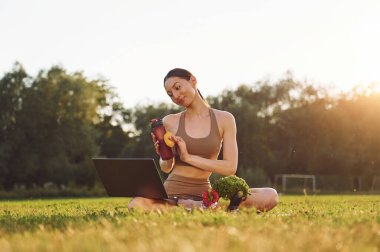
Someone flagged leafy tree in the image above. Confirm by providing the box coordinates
[0,63,29,188]
[120,103,181,159]
[0,63,126,189]
[95,91,132,158]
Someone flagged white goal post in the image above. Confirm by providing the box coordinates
[371,176,380,192]
[274,174,316,193]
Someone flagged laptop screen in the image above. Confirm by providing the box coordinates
[93,158,168,199]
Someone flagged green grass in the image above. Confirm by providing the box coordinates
[0,195,379,251]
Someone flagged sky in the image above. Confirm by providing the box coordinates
[1,0,380,108]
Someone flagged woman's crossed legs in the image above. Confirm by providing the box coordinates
[128,187,278,212]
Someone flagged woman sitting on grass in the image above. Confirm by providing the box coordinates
[128,68,278,212]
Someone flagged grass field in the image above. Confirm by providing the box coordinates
[0,195,379,251]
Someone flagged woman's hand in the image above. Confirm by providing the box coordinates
[171,135,190,162]
[151,133,160,155]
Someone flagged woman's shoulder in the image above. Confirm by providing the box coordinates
[162,111,182,122]
[162,111,183,132]
[210,108,236,137]
[211,108,236,133]
[211,108,235,122]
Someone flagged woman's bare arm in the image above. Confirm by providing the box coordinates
[159,157,174,173]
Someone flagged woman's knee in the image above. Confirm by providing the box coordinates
[255,188,278,212]
[249,187,279,212]
[266,188,279,209]
[128,197,151,211]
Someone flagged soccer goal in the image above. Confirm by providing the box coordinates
[274,174,316,193]
[371,176,380,192]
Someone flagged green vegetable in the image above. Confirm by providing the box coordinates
[212,175,251,200]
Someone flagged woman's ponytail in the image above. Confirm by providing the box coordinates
[197,88,209,105]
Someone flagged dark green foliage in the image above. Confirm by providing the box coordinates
[1,63,380,192]
[0,63,129,189]
[212,175,250,199]
[208,75,380,189]
[119,103,181,168]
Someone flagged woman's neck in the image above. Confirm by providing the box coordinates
[185,97,210,117]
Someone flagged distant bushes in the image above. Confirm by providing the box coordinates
[0,183,107,199]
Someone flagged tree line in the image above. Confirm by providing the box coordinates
[1,64,379,191]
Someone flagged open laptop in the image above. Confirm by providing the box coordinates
[92,158,168,199]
